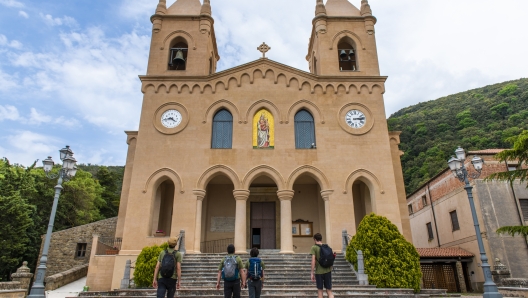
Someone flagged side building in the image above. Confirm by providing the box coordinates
[407,149,528,292]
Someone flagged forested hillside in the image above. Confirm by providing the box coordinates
[0,160,124,280]
[388,78,528,194]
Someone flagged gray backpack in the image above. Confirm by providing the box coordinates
[222,256,239,281]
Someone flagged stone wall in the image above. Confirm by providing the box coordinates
[45,264,89,291]
[37,217,117,277]
[0,290,26,298]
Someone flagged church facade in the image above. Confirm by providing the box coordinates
[89,0,411,290]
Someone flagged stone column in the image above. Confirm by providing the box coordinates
[456,260,467,293]
[277,190,295,254]
[11,261,33,295]
[193,189,206,253]
[233,190,250,254]
[320,190,334,247]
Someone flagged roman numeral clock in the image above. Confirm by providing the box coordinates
[345,110,366,129]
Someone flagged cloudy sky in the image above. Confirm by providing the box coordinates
[1,0,527,166]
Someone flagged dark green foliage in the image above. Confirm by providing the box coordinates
[388,79,528,194]
[133,242,169,288]
[345,214,421,292]
[487,130,528,185]
[496,226,528,237]
[0,159,124,280]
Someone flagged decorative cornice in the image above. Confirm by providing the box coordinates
[140,59,386,95]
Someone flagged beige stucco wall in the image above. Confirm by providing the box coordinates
[86,255,115,291]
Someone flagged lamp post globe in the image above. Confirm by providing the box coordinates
[447,147,502,298]
[27,146,78,298]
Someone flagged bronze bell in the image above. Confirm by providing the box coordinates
[348,48,355,59]
[339,50,348,61]
[173,50,185,63]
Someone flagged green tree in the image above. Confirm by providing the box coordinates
[94,167,121,218]
[133,242,168,288]
[487,130,528,237]
[345,214,421,292]
[0,159,37,281]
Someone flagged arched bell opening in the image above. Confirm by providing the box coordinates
[201,174,236,253]
[151,180,175,236]
[168,37,188,70]
[352,180,373,230]
[291,174,326,253]
[337,37,357,71]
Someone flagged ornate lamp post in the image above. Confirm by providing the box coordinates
[447,147,502,298]
[28,146,78,298]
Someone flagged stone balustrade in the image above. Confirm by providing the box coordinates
[0,262,33,298]
[44,264,89,291]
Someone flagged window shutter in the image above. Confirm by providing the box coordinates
[426,222,434,240]
[450,211,460,231]
[520,199,528,220]
[212,110,233,149]
[294,110,315,149]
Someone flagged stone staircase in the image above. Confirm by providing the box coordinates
[80,251,455,297]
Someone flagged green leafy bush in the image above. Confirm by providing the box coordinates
[133,242,168,288]
[346,214,421,292]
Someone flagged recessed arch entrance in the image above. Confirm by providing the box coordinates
[247,175,280,251]
[352,179,374,229]
[150,179,175,236]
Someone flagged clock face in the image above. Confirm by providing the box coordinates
[345,110,366,129]
[161,109,182,128]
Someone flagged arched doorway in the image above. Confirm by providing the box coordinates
[352,180,373,229]
[151,180,175,236]
[291,174,326,253]
[200,175,236,253]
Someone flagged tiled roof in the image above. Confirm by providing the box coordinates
[468,149,505,154]
[416,247,474,258]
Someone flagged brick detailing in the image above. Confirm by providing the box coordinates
[36,217,117,277]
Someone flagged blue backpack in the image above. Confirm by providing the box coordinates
[247,257,263,280]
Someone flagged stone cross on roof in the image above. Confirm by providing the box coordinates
[257,42,271,58]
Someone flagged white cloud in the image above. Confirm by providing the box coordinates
[28,108,52,124]
[0,105,20,121]
[0,70,18,91]
[0,34,24,49]
[0,130,62,166]
[18,10,28,18]
[8,27,148,132]
[40,13,77,27]
[0,0,23,8]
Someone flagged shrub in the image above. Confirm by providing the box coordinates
[346,214,421,292]
[133,242,168,288]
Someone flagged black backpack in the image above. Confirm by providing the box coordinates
[317,244,335,268]
[160,249,177,278]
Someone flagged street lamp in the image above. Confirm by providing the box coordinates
[28,146,78,298]
[447,147,502,298]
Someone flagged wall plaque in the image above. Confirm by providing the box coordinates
[210,217,236,232]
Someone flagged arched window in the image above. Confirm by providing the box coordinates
[337,38,357,71]
[211,109,233,149]
[294,110,316,149]
[168,37,188,71]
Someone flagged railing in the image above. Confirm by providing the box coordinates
[95,237,122,255]
[342,229,368,285]
[200,238,234,254]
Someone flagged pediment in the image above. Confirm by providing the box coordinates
[140,58,386,95]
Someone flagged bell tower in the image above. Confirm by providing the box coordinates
[147,0,219,76]
[307,0,379,76]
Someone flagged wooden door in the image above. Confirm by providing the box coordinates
[251,202,276,249]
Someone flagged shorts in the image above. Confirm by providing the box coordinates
[315,272,332,290]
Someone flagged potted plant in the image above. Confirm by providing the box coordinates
[106,246,119,255]
[154,230,166,237]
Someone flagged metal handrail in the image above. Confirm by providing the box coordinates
[200,238,234,254]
